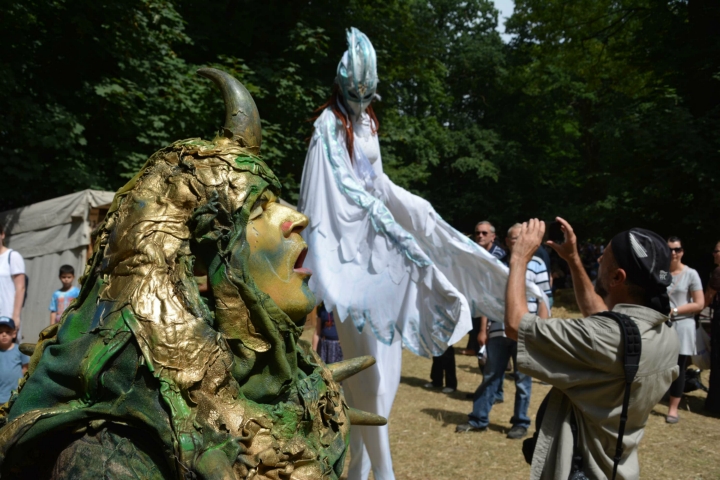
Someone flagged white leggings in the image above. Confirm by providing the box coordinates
[334,312,402,480]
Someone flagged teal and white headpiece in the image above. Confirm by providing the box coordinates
[336,27,378,116]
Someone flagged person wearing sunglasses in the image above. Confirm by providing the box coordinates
[665,236,705,423]
[704,241,720,413]
[460,222,507,357]
[474,221,506,259]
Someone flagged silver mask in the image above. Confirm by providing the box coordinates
[336,27,378,116]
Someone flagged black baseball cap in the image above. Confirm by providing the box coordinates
[0,317,16,330]
[610,228,671,313]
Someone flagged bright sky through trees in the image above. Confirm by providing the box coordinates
[493,0,515,41]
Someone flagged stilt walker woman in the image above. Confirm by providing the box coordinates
[298,28,546,480]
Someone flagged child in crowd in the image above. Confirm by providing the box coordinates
[49,265,80,325]
[0,317,29,403]
[312,303,343,364]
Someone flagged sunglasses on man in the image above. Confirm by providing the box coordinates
[475,230,491,236]
[669,247,683,253]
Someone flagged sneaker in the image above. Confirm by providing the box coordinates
[506,425,528,439]
[442,387,455,393]
[423,382,436,389]
[455,423,487,433]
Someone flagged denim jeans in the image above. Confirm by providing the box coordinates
[468,336,532,429]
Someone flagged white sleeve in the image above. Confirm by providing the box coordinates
[375,176,549,321]
[298,109,471,357]
[9,251,25,276]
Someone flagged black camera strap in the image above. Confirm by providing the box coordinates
[597,311,642,480]
[569,410,584,477]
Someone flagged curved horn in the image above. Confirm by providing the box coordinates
[197,67,262,154]
[347,407,387,426]
[327,355,376,382]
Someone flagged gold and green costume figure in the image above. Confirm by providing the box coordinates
[0,68,382,479]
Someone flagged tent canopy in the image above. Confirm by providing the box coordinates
[1,190,114,259]
[0,190,114,343]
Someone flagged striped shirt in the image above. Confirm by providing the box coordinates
[527,255,551,314]
[488,255,551,337]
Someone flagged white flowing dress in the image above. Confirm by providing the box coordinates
[298,108,546,480]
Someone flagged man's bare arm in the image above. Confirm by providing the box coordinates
[505,219,545,341]
[546,217,606,317]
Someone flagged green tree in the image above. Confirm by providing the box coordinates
[499,0,720,259]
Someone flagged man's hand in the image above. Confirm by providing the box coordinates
[545,217,606,317]
[510,219,545,265]
[545,217,579,262]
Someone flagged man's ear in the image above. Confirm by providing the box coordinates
[611,268,628,287]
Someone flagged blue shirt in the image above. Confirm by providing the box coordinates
[489,254,551,336]
[488,243,506,260]
[0,345,29,403]
[318,305,338,340]
[49,286,80,321]
[526,256,552,314]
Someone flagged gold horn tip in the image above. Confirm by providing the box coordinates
[328,355,376,382]
[347,407,387,426]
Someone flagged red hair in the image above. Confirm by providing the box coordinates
[312,84,379,162]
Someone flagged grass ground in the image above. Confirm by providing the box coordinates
[305,293,720,479]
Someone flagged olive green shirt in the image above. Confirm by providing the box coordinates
[517,304,679,480]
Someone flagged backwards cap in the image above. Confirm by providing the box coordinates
[610,228,671,313]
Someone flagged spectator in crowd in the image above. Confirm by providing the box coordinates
[0,317,29,403]
[474,221,506,259]
[704,241,720,413]
[533,244,554,309]
[0,224,25,340]
[424,346,457,394]
[665,236,704,423]
[461,221,505,356]
[456,223,549,439]
[505,218,678,478]
[49,265,81,325]
[312,303,344,365]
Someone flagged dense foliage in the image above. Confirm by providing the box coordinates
[1,0,718,265]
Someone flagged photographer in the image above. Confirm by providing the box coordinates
[505,218,679,479]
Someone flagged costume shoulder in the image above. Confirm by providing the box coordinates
[375,176,549,321]
[298,108,471,357]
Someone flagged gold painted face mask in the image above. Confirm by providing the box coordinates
[242,190,315,322]
[0,68,384,480]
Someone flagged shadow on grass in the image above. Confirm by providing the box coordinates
[400,375,429,389]
[420,408,507,433]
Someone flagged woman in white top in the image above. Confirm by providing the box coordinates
[0,223,25,338]
[665,236,704,423]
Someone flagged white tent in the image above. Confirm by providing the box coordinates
[0,190,114,343]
